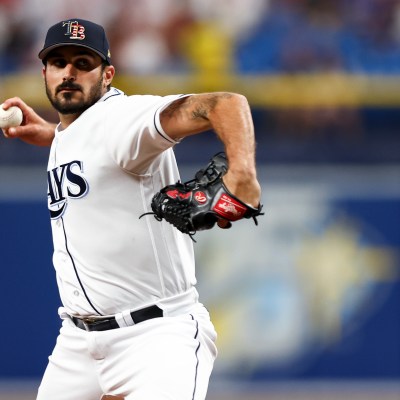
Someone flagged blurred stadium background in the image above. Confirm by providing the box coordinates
[0,0,399,399]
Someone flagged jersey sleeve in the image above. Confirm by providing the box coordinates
[104,94,190,174]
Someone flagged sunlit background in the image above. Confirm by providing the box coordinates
[0,1,399,399]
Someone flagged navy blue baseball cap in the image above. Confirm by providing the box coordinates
[38,18,111,64]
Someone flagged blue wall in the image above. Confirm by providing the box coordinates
[1,166,398,381]
[0,201,59,377]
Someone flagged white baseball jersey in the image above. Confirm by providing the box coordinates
[47,87,197,317]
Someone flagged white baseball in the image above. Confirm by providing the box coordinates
[0,104,23,129]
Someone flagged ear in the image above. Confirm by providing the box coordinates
[103,65,115,88]
[42,66,46,79]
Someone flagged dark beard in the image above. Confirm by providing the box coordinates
[45,78,104,115]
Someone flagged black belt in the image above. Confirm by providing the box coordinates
[71,305,163,332]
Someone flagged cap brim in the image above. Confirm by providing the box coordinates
[38,43,108,62]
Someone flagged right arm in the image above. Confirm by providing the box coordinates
[1,97,55,147]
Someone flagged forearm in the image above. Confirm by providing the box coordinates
[161,92,261,206]
[205,93,259,205]
[202,93,257,176]
[162,92,256,168]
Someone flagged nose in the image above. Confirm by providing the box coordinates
[63,63,76,81]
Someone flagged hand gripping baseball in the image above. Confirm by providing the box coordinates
[1,97,55,146]
[140,152,264,239]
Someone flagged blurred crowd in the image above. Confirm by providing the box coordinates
[237,0,400,74]
[0,0,266,74]
[0,0,399,166]
[1,0,400,75]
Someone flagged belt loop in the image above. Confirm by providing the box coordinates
[115,310,135,328]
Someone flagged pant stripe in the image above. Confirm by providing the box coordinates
[190,314,201,400]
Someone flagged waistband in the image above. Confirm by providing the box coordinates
[60,287,200,322]
[156,287,199,317]
[71,304,163,332]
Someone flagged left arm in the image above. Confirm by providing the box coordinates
[160,92,261,207]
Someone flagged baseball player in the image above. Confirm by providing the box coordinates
[2,18,261,400]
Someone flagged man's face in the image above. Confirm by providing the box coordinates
[43,46,111,115]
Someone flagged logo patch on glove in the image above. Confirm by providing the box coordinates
[213,193,247,221]
[194,191,207,204]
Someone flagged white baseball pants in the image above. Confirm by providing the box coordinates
[36,303,217,400]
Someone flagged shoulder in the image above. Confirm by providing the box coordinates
[98,91,189,116]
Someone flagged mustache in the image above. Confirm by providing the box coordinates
[56,81,82,93]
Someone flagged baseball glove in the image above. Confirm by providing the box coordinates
[140,152,263,239]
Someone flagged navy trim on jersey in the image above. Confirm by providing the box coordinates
[100,87,123,103]
[153,94,189,144]
[190,314,201,400]
[61,217,102,315]
[154,110,175,144]
[103,91,123,102]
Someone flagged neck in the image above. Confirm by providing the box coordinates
[58,112,83,130]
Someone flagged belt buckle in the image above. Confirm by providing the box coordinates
[82,317,98,323]
[81,316,98,331]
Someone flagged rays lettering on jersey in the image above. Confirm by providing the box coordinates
[47,160,89,219]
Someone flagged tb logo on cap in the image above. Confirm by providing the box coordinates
[63,20,85,40]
